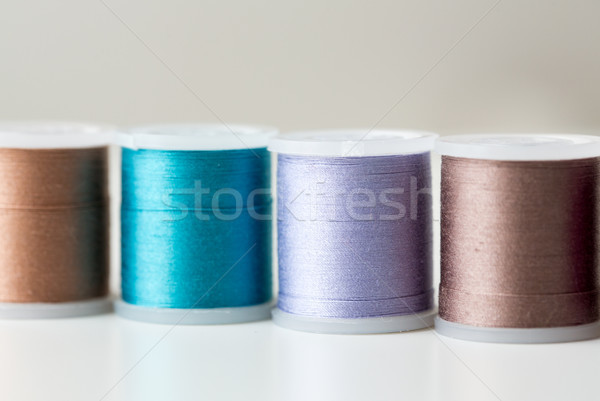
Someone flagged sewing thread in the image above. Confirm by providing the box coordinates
[0,147,109,303]
[277,153,434,319]
[121,147,272,309]
[440,156,600,328]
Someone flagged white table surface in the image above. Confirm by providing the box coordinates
[1,311,598,401]
[2,155,594,401]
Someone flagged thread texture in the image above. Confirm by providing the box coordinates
[277,153,433,319]
[121,148,272,308]
[440,156,600,328]
[0,148,109,303]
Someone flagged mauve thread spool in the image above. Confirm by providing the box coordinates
[435,134,600,343]
[0,123,112,319]
[269,130,438,334]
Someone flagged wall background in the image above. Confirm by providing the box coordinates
[2,0,598,292]
[0,0,598,134]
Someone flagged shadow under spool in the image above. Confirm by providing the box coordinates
[436,134,600,343]
[0,123,111,318]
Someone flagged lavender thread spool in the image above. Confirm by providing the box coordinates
[269,130,437,334]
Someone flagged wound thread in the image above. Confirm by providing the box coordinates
[121,147,273,309]
[0,147,109,303]
[277,153,434,319]
[440,156,600,328]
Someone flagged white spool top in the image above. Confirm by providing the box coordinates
[268,129,437,157]
[118,124,277,150]
[0,122,112,149]
[436,134,600,161]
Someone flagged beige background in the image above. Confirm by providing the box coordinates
[0,0,598,134]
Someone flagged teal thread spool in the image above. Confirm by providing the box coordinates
[115,125,276,324]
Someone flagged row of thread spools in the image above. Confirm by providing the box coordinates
[1,122,599,344]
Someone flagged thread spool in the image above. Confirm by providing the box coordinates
[269,130,438,334]
[435,134,600,343]
[0,122,112,319]
[115,124,276,324]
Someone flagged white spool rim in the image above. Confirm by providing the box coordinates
[0,122,113,148]
[114,299,274,325]
[118,124,278,150]
[272,307,436,334]
[435,317,600,344]
[0,297,112,319]
[268,129,437,157]
[436,133,600,161]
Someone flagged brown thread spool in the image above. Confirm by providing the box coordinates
[0,123,111,318]
[435,134,600,343]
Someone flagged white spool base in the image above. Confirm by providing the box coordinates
[0,297,112,319]
[272,307,436,334]
[435,317,600,344]
[115,299,274,325]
